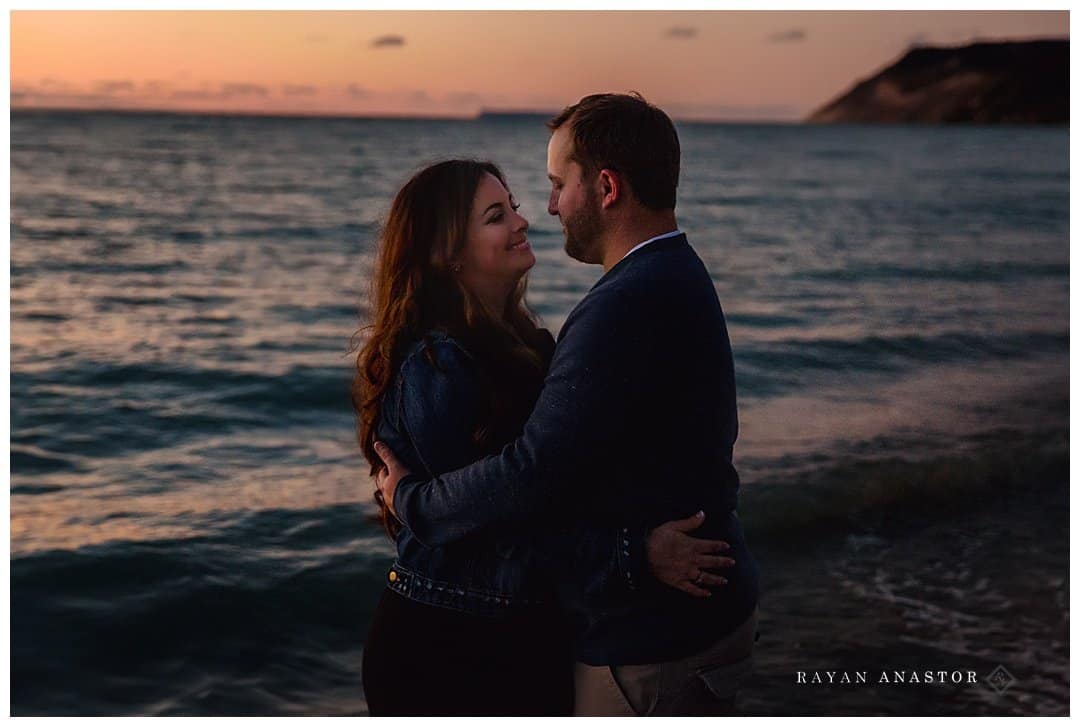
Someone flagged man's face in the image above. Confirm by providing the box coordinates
[547,125,603,264]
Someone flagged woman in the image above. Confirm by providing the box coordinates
[352,160,717,715]
[353,160,572,716]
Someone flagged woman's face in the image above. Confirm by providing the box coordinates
[457,172,534,294]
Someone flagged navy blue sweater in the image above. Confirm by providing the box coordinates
[394,233,759,665]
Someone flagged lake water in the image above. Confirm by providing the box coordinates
[10,110,1068,715]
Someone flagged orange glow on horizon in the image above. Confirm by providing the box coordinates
[11,10,1069,121]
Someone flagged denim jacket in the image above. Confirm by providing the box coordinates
[376,330,648,618]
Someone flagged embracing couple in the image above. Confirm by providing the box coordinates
[353,93,760,716]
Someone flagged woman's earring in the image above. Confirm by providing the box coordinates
[452,263,463,273]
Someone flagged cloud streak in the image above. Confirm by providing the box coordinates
[167,82,270,101]
[665,26,698,40]
[39,77,77,92]
[93,80,135,95]
[11,87,143,108]
[169,88,220,101]
[371,34,405,49]
[221,82,269,98]
[141,80,173,96]
[767,29,806,43]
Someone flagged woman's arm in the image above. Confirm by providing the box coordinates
[395,337,485,484]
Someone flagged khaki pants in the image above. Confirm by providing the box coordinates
[573,608,758,716]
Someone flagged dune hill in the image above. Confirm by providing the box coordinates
[807,39,1067,124]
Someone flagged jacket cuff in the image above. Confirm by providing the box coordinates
[391,474,426,531]
[616,526,649,591]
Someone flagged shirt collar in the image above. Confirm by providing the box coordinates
[619,230,683,263]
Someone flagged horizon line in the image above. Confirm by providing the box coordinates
[9,104,806,125]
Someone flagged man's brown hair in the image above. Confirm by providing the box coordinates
[547,92,680,211]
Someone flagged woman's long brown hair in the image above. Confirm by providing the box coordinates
[351,160,550,538]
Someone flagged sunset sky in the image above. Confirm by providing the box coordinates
[10,10,1069,120]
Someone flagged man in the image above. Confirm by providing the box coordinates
[375,93,759,716]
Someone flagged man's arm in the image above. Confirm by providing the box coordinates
[388,288,643,548]
[375,430,740,596]
[533,513,736,603]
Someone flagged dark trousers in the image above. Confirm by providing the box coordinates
[362,587,574,716]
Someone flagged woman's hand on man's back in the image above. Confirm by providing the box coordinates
[645,511,735,598]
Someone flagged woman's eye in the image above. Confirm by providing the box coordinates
[488,213,503,224]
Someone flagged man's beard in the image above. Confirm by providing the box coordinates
[562,186,604,264]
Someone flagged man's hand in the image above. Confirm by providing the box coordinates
[646,511,735,598]
[373,441,412,519]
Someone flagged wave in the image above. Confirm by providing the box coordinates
[17,311,71,322]
[172,293,235,305]
[11,484,65,496]
[736,427,1068,545]
[693,194,771,207]
[226,225,337,241]
[265,303,367,324]
[736,329,1067,382]
[10,444,84,474]
[9,425,1068,713]
[171,229,206,242]
[725,312,806,328]
[96,295,175,308]
[176,314,244,326]
[12,223,101,241]
[12,260,190,276]
[11,504,380,715]
[804,147,885,161]
[14,361,353,412]
[792,260,1067,284]
[11,363,356,460]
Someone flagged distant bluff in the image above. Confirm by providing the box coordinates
[807,39,1067,124]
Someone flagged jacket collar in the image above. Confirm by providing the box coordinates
[592,232,688,288]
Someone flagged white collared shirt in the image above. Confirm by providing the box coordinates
[619,229,683,264]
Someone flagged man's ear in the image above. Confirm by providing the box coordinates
[598,168,621,210]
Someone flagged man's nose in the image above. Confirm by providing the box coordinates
[547,193,558,216]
